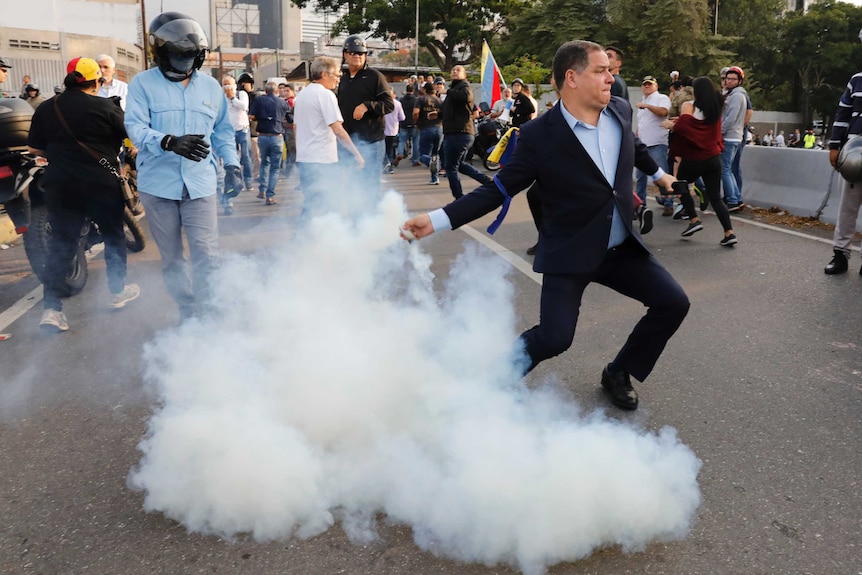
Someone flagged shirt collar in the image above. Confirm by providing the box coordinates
[558,101,610,132]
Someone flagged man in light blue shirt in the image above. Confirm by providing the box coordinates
[125,12,240,321]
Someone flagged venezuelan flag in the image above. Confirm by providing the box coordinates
[480,40,505,108]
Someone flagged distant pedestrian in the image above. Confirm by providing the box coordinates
[249,81,290,205]
[383,87,405,173]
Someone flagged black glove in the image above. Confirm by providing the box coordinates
[161,134,210,162]
[223,165,242,199]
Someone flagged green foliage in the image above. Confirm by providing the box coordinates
[498,0,605,66]
[289,0,515,71]
[289,0,862,121]
[500,55,553,90]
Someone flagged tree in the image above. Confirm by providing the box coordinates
[498,0,605,67]
[290,0,516,71]
[774,1,862,125]
[604,0,726,84]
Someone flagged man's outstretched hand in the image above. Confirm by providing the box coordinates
[400,214,434,241]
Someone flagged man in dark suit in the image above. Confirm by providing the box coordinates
[401,40,690,410]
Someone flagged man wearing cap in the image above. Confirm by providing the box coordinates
[510,78,535,128]
[719,66,748,212]
[28,57,140,332]
[635,75,672,215]
[337,34,394,207]
[0,58,11,97]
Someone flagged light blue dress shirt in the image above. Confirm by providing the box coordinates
[558,103,628,249]
[429,102,664,248]
[125,69,239,200]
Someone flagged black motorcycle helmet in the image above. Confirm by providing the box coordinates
[148,12,209,82]
[343,35,368,54]
[237,72,254,87]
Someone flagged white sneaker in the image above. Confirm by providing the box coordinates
[109,284,141,309]
[40,309,69,332]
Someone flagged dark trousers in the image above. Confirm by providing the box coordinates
[519,238,689,382]
[43,178,126,311]
[384,135,399,166]
[677,155,733,232]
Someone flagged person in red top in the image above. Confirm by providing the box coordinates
[663,76,737,247]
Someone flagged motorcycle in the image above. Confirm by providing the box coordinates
[0,98,145,297]
[473,116,503,171]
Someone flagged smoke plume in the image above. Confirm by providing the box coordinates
[129,191,701,574]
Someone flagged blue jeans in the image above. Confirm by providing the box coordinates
[342,136,385,215]
[418,125,443,183]
[257,134,283,198]
[297,161,341,221]
[398,126,420,163]
[235,128,252,188]
[442,132,491,199]
[636,144,670,206]
[720,140,742,205]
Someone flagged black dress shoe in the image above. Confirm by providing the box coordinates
[825,249,848,275]
[526,243,538,256]
[601,366,639,410]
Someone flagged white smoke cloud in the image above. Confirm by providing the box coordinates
[129,191,702,574]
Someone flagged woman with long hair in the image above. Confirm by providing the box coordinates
[663,76,737,246]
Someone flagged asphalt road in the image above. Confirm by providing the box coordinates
[1,163,860,575]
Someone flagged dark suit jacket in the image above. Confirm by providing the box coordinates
[443,96,659,275]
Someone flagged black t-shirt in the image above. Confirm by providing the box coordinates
[28,89,127,186]
[510,92,535,128]
[414,95,443,129]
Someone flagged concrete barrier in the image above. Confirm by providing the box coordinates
[740,145,862,229]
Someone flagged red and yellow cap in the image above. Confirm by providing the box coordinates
[66,57,102,83]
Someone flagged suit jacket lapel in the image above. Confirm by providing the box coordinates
[547,104,609,186]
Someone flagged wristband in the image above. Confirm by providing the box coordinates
[160,135,174,151]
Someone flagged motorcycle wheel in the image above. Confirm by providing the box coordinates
[123,207,146,253]
[22,204,88,297]
[483,156,501,171]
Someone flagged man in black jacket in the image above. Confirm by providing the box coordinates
[337,34,393,208]
[440,65,492,199]
[395,84,419,165]
[401,41,688,411]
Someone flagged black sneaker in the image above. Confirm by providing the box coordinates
[681,221,703,237]
[727,203,746,213]
[672,204,685,220]
[719,234,738,247]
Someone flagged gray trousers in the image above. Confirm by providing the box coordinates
[832,177,862,256]
[140,190,219,316]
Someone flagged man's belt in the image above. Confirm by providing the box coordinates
[257,132,282,136]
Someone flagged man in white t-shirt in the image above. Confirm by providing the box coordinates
[294,56,364,220]
[635,75,672,214]
[222,75,253,192]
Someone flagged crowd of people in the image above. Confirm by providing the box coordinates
[4,13,862,407]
